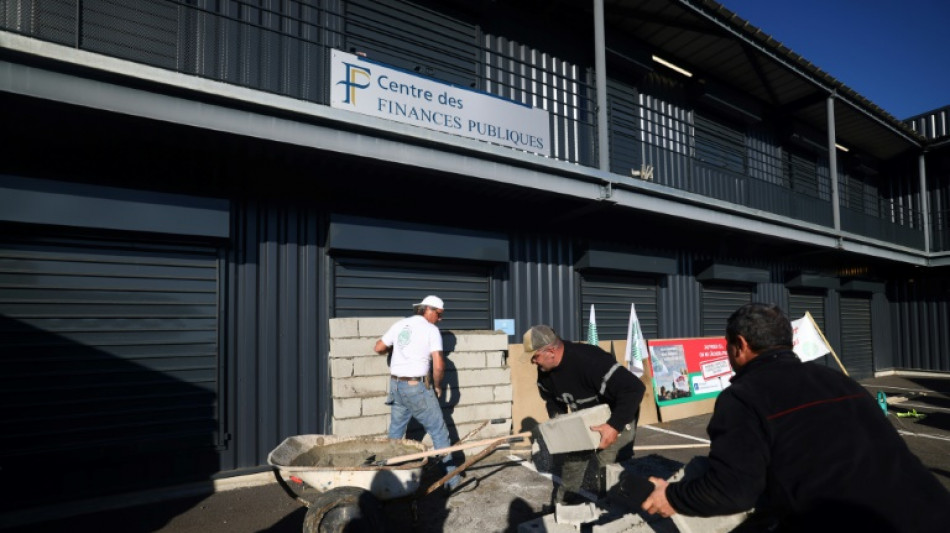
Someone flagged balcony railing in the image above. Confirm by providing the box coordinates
[0,0,930,251]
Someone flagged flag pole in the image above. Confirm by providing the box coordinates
[806,311,848,376]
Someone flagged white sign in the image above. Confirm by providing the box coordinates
[791,312,832,362]
[330,50,550,155]
[700,358,732,380]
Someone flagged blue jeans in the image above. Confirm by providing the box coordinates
[387,378,460,487]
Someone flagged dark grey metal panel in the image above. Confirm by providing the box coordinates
[575,248,676,275]
[226,201,326,471]
[840,294,873,379]
[509,234,577,341]
[607,78,642,177]
[328,215,509,263]
[0,175,230,238]
[0,233,223,507]
[786,273,840,290]
[889,277,950,372]
[481,33,596,166]
[345,0,479,89]
[579,273,658,341]
[661,252,699,338]
[696,263,769,284]
[639,73,692,191]
[331,256,492,330]
[701,284,753,337]
[82,0,178,69]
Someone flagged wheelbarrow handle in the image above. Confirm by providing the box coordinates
[377,431,532,466]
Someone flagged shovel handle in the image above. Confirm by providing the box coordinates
[380,431,532,466]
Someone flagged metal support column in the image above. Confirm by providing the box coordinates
[827,95,841,232]
[920,152,931,253]
[594,0,610,171]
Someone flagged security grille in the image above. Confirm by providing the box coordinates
[579,273,658,341]
[701,284,752,337]
[332,257,492,330]
[0,236,224,461]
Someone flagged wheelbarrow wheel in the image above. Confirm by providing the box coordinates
[303,486,385,533]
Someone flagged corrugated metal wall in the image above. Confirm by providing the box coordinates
[890,277,950,372]
[225,201,328,471]
[508,234,578,340]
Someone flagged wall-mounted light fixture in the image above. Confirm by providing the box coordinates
[652,55,693,78]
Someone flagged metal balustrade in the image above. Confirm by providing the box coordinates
[0,0,934,250]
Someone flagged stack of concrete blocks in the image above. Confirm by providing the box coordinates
[517,414,752,532]
[328,316,513,451]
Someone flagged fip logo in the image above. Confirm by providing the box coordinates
[336,61,372,105]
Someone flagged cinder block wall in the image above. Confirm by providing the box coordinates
[328,317,513,446]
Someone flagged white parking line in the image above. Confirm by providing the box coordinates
[897,430,950,442]
[640,424,711,444]
[892,401,950,413]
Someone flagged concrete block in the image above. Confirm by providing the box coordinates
[450,402,511,423]
[486,351,506,367]
[451,331,510,351]
[358,316,401,337]
[332,414,388,437]
[667,459,754,533]
[332,397,362,419]
[605,463,624,491]
[537,404,610,454]
[328,317,359,339]
[332,376,388,397]
[518,513,578,532]
[452,386,496,405]
[454,367,510,387]
[329,337,376,358]
[361,396,391,416]
[555,502,603,526]
[493,384,513,402]
[350,355,390,377]
[591,513,654,533]
[448,351,488,369]
[330,358,353,378]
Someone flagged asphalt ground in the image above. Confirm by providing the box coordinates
[3,374,949,532]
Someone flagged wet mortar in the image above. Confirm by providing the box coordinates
[289,440,423,468]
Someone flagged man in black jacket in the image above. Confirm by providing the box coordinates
[641,303,950,532]
[523,324,645,504]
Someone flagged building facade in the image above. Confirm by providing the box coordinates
[1,0,948,511]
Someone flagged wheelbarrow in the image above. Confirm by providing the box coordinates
[268,426,531,532]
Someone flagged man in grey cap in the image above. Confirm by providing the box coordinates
[374,295,461,490]
[523,324,645,504]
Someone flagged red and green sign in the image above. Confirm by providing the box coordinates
[647,337,734,406]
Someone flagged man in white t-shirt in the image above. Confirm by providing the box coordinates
[374,295,460,490]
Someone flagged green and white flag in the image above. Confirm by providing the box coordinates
[625,303,647,377]
[587,304,599,345]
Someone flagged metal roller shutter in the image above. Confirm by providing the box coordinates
[0,236,224,463]
[332,257,492,330]
[701,284,753,337]
[787,290,831,367]
[840,295,874,380]
[579,273,658,341]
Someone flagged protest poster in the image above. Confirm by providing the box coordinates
[647,337,733,407]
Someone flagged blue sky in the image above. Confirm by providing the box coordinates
[716,0,950,120]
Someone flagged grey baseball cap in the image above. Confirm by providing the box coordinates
[522,324,558,362]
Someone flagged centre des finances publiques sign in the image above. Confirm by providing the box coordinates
[330,49,550,156]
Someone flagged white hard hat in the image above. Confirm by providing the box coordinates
[413,295,445,310]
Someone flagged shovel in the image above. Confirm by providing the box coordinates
[370,431,532,467]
